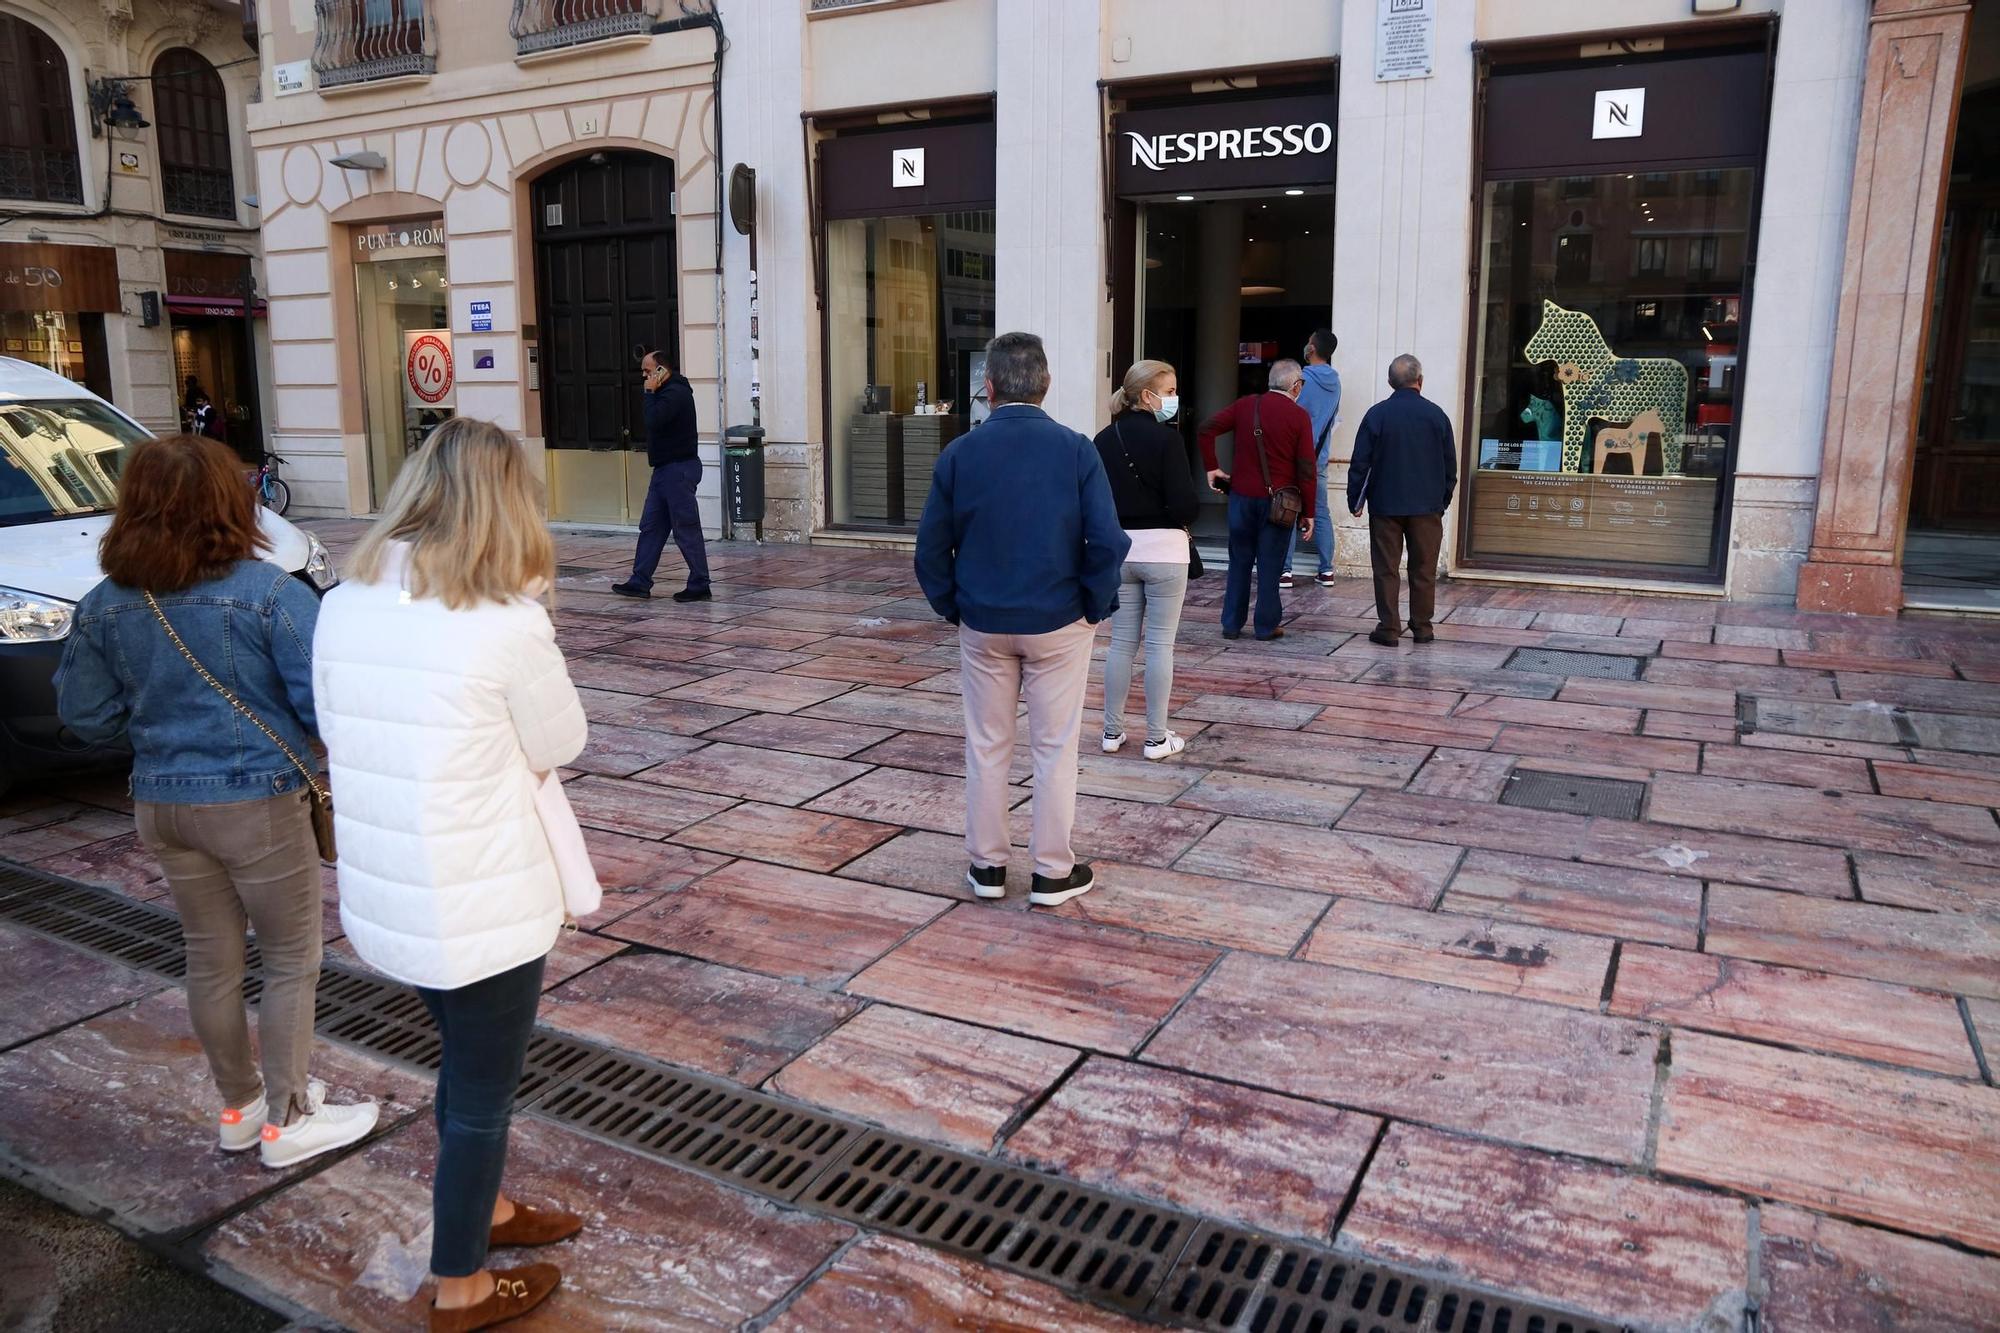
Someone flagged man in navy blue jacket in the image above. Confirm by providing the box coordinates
[614,349,711,602]
[916,332,1130,907]
[1348,354,1457,646]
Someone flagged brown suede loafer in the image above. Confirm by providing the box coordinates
[429,1263,560,1333]
[489,1202,584,1249]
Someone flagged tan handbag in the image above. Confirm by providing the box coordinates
[144,591,336,864]
[1250,396,1304,529]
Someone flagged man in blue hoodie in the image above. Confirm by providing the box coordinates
[916,332,1129,908]
[614,349,710,602]
[1286,329,1342,588]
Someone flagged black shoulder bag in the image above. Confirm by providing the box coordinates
[1250,395,1305,529]
[1110,420,1204,580]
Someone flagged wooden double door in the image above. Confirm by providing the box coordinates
[533,152,678,454]
[1912,194,2000,530]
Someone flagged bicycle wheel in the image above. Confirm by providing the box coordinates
[262,476,291,516]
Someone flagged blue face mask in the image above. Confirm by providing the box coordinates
[1153,393,1180,423]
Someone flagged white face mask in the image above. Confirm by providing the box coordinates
[1152,393,1180,423]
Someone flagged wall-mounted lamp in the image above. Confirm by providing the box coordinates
[328,150,388,171]
[87,78,150,137]
[242,194,261,209]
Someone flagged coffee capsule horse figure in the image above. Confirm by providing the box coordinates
[1522,300,1688,473]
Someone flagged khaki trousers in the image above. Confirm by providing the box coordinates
[1369,512,1445,635]
[136,792,323,1122]
[960,619,1095,879]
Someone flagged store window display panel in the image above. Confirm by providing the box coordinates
[1466,167,1752,575]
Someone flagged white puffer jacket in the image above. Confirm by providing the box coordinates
[312,546,588,990]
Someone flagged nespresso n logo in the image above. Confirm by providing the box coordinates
[1125,121,1333,171]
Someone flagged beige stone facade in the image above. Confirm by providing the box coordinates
[245,0,1998,612]
[0,0,265,440]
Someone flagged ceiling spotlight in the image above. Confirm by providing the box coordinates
[329,150,388,171]
[1284,188,1305,197]
[1175,194,1193,202]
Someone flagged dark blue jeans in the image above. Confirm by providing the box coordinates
[417,953,547,1278]
[629,457,711,593]
[1223,493,1290,638]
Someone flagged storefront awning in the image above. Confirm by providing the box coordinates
[166,293,267,319]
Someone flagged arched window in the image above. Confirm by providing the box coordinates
[0,15,82,203]
[154,48,234,219]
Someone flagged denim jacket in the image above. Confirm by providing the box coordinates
[56,560,321,804]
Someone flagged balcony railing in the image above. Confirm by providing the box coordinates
[0,146,83,205]
[510,0,659,55]
[313,0,435,89]
[163,165,237,221]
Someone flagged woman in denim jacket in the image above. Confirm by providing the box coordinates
[56,434,376,1169]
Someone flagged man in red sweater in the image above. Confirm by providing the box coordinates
[1197,360,1317,640]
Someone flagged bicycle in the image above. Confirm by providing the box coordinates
[253,453,291,516]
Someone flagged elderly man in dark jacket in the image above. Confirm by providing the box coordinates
[1348,354,1456,646]
[614,349,710,602]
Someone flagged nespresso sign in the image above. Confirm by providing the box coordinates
[1114,92,1337,195]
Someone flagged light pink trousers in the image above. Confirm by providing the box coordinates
[959,619,1095,878]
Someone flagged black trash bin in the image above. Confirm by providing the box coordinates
[723,425,766,529]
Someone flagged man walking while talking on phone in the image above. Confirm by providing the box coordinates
[1197,360,1316,641]
[1349,354,1455,647]
[614,349,712,602]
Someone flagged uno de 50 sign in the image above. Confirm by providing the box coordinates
[1114,93,1337,195]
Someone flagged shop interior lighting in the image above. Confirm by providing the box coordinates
[1175,194,1193,202]
[1284,188,1304,196]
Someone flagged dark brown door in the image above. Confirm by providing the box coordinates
[533,152,677,452]
[1913,197,2000,528]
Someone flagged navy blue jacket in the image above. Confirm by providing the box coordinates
[915,403,1130,634]
[1348,387,1457,518]
[57,560,320,804]
[642,373,698,466]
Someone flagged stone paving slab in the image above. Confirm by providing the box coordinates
[0,927,167,1049]
[1759,1205,2000,1333]
[1339,1124,1749,1333]
[0,989,427,1237]
[1002,1056,1379,1240]
[205,1115,852,1331]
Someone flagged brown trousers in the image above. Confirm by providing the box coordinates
[1369,512,1444,635]
[136,793,323,1122]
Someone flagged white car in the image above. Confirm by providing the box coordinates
[0,357,336,791]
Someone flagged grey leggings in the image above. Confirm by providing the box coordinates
[137,792,323,1124]
[1102,560,1190,744]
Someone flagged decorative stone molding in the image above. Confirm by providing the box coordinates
[1796,0,1973,614]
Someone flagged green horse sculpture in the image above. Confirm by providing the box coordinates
[1522,300,1688,473]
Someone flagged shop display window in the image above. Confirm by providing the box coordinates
[1466,166,1755,575]
[825,210,994,528]
[353,250,451,509]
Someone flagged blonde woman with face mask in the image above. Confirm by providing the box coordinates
[313,418,589,1331]
[1092,360,1203,759]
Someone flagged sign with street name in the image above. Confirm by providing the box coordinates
[274,60,311,96]
[1376,0,1433,82]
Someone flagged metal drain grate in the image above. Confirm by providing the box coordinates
[0,862,1636,1333]
[1500,771,1646,820]
[534,1048,860,1200]
[312,963,594,1104]
[805,1131,1192,1312]
[1156,1222,1620,1333]
[1503,648,1642,681]
[0,875,189,978]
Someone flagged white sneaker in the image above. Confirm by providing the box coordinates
[219,1089,267,1152]
[1143,732,1187,761]
[259,1083,379,1169]
[1101,731,1127,753]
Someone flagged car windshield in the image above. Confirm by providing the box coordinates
[0,399,147,526]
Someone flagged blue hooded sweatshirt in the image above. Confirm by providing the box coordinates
[1298,361,1342,463]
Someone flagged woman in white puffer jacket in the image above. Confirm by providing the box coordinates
[313,417,587,1332]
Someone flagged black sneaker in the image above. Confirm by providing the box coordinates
[673,587,714,603]
[1029,862,1094,906]
[610,581,649,599]
[966,863,1007,900]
